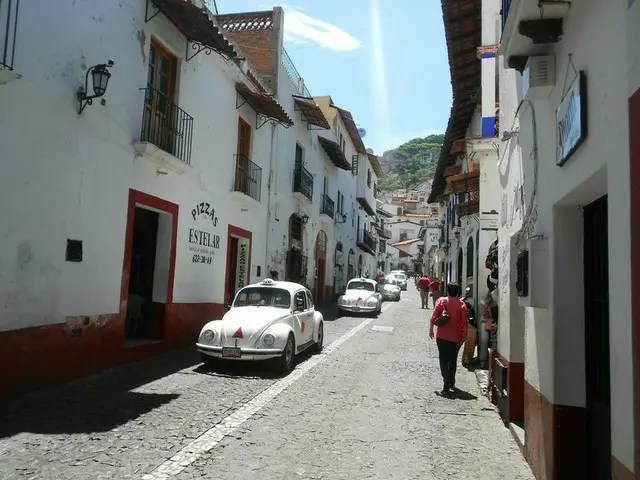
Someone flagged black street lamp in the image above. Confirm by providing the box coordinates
[77,60,115,114]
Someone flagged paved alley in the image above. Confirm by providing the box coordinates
[0,288,533,480]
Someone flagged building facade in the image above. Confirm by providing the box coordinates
[433,0,640,478]
[0,1,384,397]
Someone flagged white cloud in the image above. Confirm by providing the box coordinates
[281,5,362,52]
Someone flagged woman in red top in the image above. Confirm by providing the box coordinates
[429,283,468,394]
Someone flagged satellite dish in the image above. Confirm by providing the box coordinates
[366,148,374,154]
[357,127,367,138]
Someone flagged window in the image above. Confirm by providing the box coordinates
[295,143,303,168]
[367,169,372,187]
[237,118,251,157]
[293,291,307,311]
[420,220,425,225]
[397,207,403,215]
[346,280,375,292]
[234,287,291,309]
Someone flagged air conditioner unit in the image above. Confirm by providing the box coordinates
[522,55,555,101]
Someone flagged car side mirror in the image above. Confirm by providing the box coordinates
[225,303,232,312]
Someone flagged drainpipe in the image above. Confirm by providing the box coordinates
[264,122,278,277]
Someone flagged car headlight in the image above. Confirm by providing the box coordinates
[366,298,378,307]
[338,296,347,305]
[393,287,401,293]
[262,333,276,347]
[202,329,215,343]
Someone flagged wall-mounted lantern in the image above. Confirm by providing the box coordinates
[298,212,310,225]
[77,60,115,114]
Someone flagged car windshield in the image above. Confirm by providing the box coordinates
[347,281,375,292]
[233,287,291,309]
[392,273,407,280]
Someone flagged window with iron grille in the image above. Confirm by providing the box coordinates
[352,155,359,176]
[367,169,372,187]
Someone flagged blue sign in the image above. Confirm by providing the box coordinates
[357,128,367,138]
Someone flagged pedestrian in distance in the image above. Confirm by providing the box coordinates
[417,274,431,309]
[429,282,468,395]
[428,277,441,308]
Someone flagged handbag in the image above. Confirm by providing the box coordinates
[433,299,450,327]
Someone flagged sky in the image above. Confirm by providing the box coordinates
[212,0,453,154]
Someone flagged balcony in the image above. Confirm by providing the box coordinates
[500,0,570,72]
[234,154,262,203]
[0,0,21,84]
[133,86,194,174]
[293,165,313,202]
[377,226,392,239]
[357,229,377,255]
[320,194,335,220]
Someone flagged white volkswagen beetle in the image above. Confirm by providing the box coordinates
[197,279,324,372]
[337,278,382,316]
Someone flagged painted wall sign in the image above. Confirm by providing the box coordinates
[188,201,221,265]
[556,71,588,167]
[235,241,249,291]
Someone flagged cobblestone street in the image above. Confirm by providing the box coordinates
[0,288,534,480]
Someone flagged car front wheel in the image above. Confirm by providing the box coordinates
[276,334,295,372]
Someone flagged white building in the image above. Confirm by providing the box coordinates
[493,0,640,477]
[0,2,380,396]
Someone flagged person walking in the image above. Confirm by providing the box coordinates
[429,283,468,395]
[417,274,431,309]
[428,277,441,308]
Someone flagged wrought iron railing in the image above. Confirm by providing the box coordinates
[282,47,311,97]
[234,154,262,202]
[141,85,194,165]
[320,194,335,219]
[1,0,20,70]
[293,165,313,201]
[378,227,392,239]
[358,229,377,253]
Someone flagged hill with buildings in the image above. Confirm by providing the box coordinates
[377,134,444,193]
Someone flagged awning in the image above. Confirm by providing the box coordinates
[444,164,462,177]
[293,95,330,129]
[149,0,237,59]
[367,153,384,177]
[446,169,480,194]
[335,107,366,153]
[455,199,479,217]
[356,197,376,216]
[235,83,293,127]
[318,136,351,170]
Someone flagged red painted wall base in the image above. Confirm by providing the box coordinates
[0,302,225,398]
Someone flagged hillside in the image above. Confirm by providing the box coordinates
[377,134,444,193]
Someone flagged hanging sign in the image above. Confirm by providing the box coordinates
[188,202,221,265]
[556,71,588,167]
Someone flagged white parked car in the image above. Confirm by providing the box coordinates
[337,278,382,316]
[380,279,401,301]
[196,279,324,372]
[387,271,408,291]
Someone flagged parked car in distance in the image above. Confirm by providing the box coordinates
[387,271,408,291]
[196,278,324,372]
[379,278,401,301]
[337,278,382,316]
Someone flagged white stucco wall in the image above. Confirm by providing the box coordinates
[0,0,281,331]
[499,0,633,467]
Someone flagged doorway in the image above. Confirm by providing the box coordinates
[457,247,463,285]
[583,194,611,479]
[315,230,327,302]
[224,225,252,306]
[125,206,172,342]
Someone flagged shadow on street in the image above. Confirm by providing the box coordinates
[0,348,200,439]
[435,388,478,401]
[193,348,316,380]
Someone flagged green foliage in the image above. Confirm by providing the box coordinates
[378,134,444,192]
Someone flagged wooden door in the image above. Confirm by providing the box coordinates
[145,38,177,152]
[235,119,252,193]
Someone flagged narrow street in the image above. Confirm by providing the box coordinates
[0,288,533,480]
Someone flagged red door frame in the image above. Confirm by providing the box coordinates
[224,224,253,304]
[121,189,179,339]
